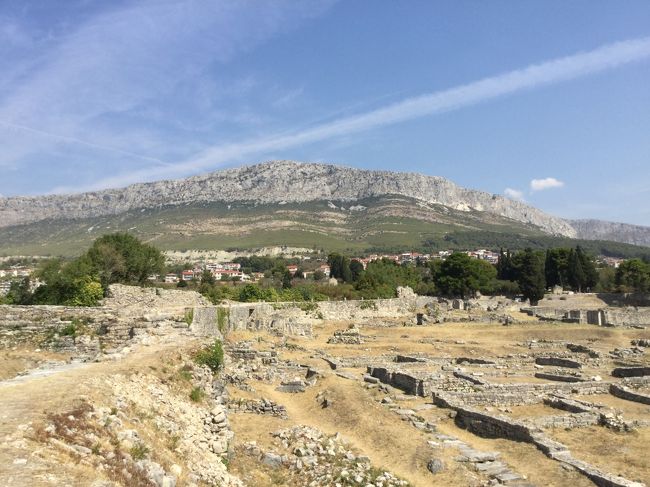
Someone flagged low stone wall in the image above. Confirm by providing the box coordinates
[611,367,650,378]
[590,308,650,327]
[534,372,585,383]
[535,357,582,369]
[0,284,198,356]
[431,381,610,406]
[522,303,650,328]
[433,392,645,487]
[212,302,313,337]
[567,343,601,358]
[0,305,114,355]
[544,395,597,414]
[609,384,650,405]
[228,398,287,418]
[531,412,600,430]
[367,366,429,396]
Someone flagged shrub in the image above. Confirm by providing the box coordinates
[129,442,150,461]
[184,308,194,325]
[189,387,205,403]
[178,364,193,381]
[194,339,224,373]
[59,323,77,337]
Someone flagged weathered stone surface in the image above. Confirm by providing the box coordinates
[426,458,444,474]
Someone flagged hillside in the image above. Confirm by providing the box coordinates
[0,161,648,256]
[570,219,650,247]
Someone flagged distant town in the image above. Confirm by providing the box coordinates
[0,249,627,297]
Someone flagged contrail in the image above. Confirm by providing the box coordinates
[70,36,650,192]
[0,120,172,167]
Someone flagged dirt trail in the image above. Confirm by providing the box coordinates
[0,340,195,486]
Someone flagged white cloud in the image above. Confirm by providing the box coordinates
[79,35,650,192]
[530,177,565,192]
[504,188,525,201]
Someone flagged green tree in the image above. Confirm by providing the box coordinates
[496,249,516,281]
[5,277,33,305]
[615,259,650,293]
[544,248,570,289]
[349,260,364,282]
[200,269,215,286]
[516,248,546,305]
[435,253,497,298]
[566,246,597,292]
[328,253,353,282]
[282,270,293,289]
[86,233,164,288]
[293,267,304,279]
[356,258,421,298]
[67,278,104,306]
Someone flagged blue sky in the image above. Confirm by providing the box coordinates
[1,1,649,225]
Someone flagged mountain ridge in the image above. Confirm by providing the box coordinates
[0,160,575,235]
[1,160,649,247]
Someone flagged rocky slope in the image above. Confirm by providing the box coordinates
[569,219,650,248]
[0,160,577,237]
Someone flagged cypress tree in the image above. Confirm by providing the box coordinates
[568,248,586,292]
[517,248,546,306]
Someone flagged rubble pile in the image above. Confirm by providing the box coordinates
[243,426,410,487]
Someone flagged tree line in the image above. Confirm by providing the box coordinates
[2,233,649,307]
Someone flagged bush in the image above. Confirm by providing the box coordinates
[59,323,77,337]
[194,339,224,373]
[184,309,194,325]
[129,442,150,460]
[189,387,205,402]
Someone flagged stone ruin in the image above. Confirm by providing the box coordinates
[327,326,363,344]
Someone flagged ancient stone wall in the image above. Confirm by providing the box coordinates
[609,384,650,405]
[611,367,650,378]
[0,284,201,356]
[367,366,429,396]
[433,392,645,487]
[600,308,650,327]
[535,357,582,368]
[215,302,313,337]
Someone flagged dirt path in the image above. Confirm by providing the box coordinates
[0,339,197,486]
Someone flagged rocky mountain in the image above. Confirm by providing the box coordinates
[569,219,650,248]
[0,161,648,253]
[0,160,576,235]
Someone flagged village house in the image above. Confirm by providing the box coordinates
[181,270,196,281]
[164,273,179,283]
[212,269,249,281]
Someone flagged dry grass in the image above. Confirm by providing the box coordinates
[551,426,650,483]
[0,348,70,381]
